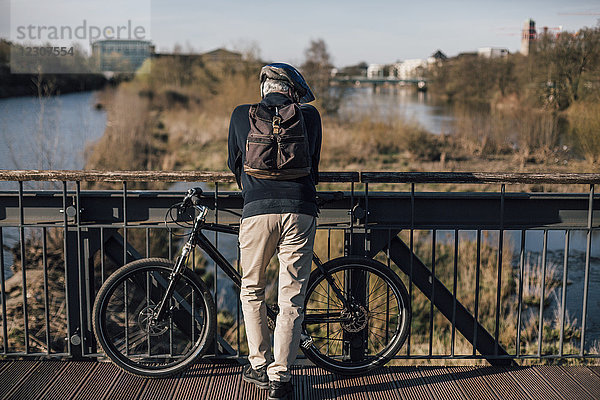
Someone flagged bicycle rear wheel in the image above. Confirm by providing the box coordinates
[302,257,411,375]
[92,258,216,377]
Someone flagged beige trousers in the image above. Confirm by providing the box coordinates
[239,213,316,382]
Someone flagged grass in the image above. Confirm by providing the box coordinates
[568,101,600,164]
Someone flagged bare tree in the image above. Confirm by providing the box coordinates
[301,39,343,115]
[535,25,600,109]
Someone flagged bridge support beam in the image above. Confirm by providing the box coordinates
[379,234,514,366]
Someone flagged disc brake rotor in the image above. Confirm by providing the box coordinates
[340,304,369,333]
[137,305,169,336]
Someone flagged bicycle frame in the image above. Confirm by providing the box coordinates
[153,205,351,324]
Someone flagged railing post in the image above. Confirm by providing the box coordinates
[344,186,368,362]
[65,227,83,360]
[580,184,594,355]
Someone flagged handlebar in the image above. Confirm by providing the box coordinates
[181,187,204,208]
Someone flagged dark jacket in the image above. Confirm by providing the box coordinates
[227,92,322,219]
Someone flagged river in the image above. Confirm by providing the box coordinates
[339,86,457,135]
[0,88,598,351]
[0,91,107,173]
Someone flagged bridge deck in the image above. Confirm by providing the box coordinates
[0,360,599,400]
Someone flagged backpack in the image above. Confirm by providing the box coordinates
[244,102,311,180]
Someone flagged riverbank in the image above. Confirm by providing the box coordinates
[83,68,597,194]
[0,65,107,99]
[0,40,107,99]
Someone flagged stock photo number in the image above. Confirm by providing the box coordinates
[19,46,74,56]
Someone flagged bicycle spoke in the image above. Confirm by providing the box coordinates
[302,260,410,373]
[95,263,214,375]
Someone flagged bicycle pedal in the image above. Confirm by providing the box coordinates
[300,334,313,349]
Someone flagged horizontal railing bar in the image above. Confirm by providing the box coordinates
[1,190,598,229]
[361,171,600,184]
[2,170,600,184]
[0,170,360,183]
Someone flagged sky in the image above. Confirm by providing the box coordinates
[1,0,599,67]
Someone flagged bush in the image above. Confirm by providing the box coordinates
[568,102,600,163]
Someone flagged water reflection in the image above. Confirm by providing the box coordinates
[0,91,107,172]
[338,87,456,135]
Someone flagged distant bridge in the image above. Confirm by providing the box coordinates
[332,76,428,89]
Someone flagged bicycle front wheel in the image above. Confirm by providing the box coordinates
[92,258,216,377]
[302,257,411,375]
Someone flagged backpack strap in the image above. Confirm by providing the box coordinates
[249,104,259,120]
[251,103,274,122]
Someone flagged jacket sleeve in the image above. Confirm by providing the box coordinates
[227,108,243,190]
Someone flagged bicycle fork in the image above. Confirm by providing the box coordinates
[151,240,194,322]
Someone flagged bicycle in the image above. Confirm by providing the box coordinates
[92,188,411,377]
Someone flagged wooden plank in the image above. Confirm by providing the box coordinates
[535,366,596,400]
[7,360,67,400]
[303,366,336,400]
[362,367,402,400]
[0,170,359,183]
[0,360,40,399]
[3,170,600,184]
[562,366,600,399]
[447,366,498,400]
[72,362,121,400]
[391,366,434,400]
[205,363,242,400]
[37,361,97,400]
[171,361,213,400]
[418,366,466,400]
[474,367,530,400]
[506,367,562,400]
[361,172,600,184]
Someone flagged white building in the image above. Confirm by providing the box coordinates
[367,64,385,79]
[478,47,509,58]
[393,59,428,80]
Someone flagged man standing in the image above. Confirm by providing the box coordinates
[227,63,322,400]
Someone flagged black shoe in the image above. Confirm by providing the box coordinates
[268,380,294,400]
[242,364,269,390]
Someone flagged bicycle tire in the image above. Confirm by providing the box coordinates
[92,258,216,377]
[302,256,411,375]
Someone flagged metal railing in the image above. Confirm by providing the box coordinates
[0,170,599,364]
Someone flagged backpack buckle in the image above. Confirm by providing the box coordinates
[272,115,282,135]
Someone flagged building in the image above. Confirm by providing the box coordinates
[429,50,448,62]
[520,18,537,56]
[201,48,242,63]
[92,40,154,72]
[477,47,509,58]
[367,64,385,79]
[334,62,369,78]
[394,59,427,80]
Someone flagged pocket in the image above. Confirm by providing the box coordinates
[277,135,310,169]
[245,134,276,170]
